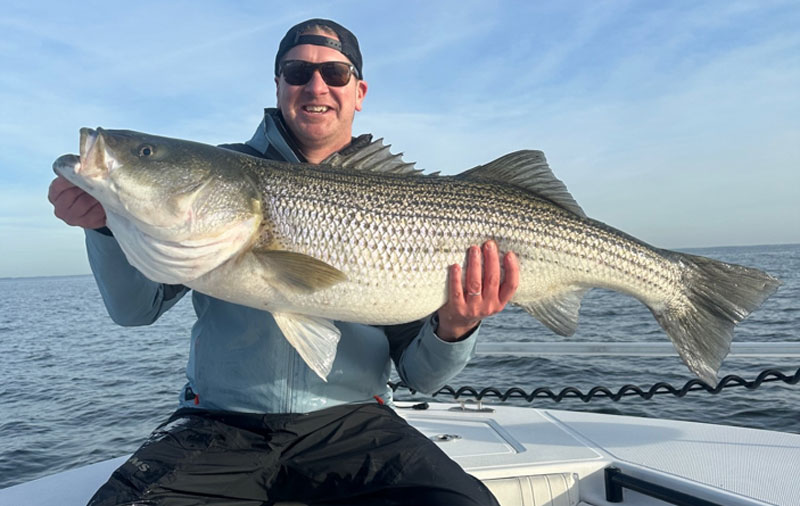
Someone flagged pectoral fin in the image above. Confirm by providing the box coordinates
[254,250,347,293]
[516,287,589,336]
[272,312,341,381]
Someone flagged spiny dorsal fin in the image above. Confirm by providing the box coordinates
[457,150,586,218]
[325,138,422,175]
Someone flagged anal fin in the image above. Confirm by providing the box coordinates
[516,287,589,336]
[272,312,341,381]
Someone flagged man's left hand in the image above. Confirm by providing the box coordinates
[436,240,519,341]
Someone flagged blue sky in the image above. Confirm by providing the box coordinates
[1,1,798,278]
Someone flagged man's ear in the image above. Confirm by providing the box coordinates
[354,80,368,112]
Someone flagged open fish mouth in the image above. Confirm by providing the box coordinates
[53,127,119,181]
[51,128,100,182]
[79,127,99,162]
[81,127,116,178]
[52,128,114,193]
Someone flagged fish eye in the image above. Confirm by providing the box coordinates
[137,144,156,157]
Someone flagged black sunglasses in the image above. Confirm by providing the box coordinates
[279,60,358,87]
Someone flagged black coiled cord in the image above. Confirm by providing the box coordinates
[388,367,800,403]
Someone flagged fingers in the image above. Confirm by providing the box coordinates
[49,176,106,228]
[482,240,500,300]
[456,240,514,309]
[79,201,107,229]
[51,186,89,221]
[47,176,76,204]
[465,245,482,300]
[448,263,464,304]
[498,251,519,305]
[71,192,101,219]
[437,240,519,341]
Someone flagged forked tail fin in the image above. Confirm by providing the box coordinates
[653,251,780,385]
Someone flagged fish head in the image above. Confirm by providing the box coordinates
[53,128,261,242]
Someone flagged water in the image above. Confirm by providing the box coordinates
[1,244,798,488]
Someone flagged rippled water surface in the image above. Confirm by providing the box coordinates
[1,244,798,488]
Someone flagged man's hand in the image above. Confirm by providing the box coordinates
[48,176,106,229]
[436,240,519,341]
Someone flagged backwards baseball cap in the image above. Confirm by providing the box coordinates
[275,18,363,79]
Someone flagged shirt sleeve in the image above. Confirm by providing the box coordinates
[85,229,189,326]
[383,315,480,395]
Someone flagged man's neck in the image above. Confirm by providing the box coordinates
[299,139,351,164]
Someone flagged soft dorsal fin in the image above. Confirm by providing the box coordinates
[457,150,586,217]
[325,138,422,175]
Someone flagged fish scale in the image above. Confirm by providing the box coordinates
[53,128,780,382]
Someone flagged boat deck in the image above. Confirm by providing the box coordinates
[2,402,799,505]
[415,403,800,505]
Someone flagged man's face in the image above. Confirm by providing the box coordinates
[276,40,367,156]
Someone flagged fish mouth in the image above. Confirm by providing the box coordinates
[52,127,117,193]
[80,127,99,161]
[74,127,118,179]
[52,153,81,181]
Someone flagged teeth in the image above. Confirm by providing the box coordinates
[304,106,329,113]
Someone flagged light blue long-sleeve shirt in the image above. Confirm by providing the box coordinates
[84,111,479,414]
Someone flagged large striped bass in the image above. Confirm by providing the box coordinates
[53,128,780,383]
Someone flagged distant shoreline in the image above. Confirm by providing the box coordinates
[0,273,93,282]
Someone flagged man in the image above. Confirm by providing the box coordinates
[48,18,518,505]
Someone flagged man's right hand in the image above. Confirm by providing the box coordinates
[48,176,106,229]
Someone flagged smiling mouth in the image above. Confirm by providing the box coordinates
[303,105,331,113]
